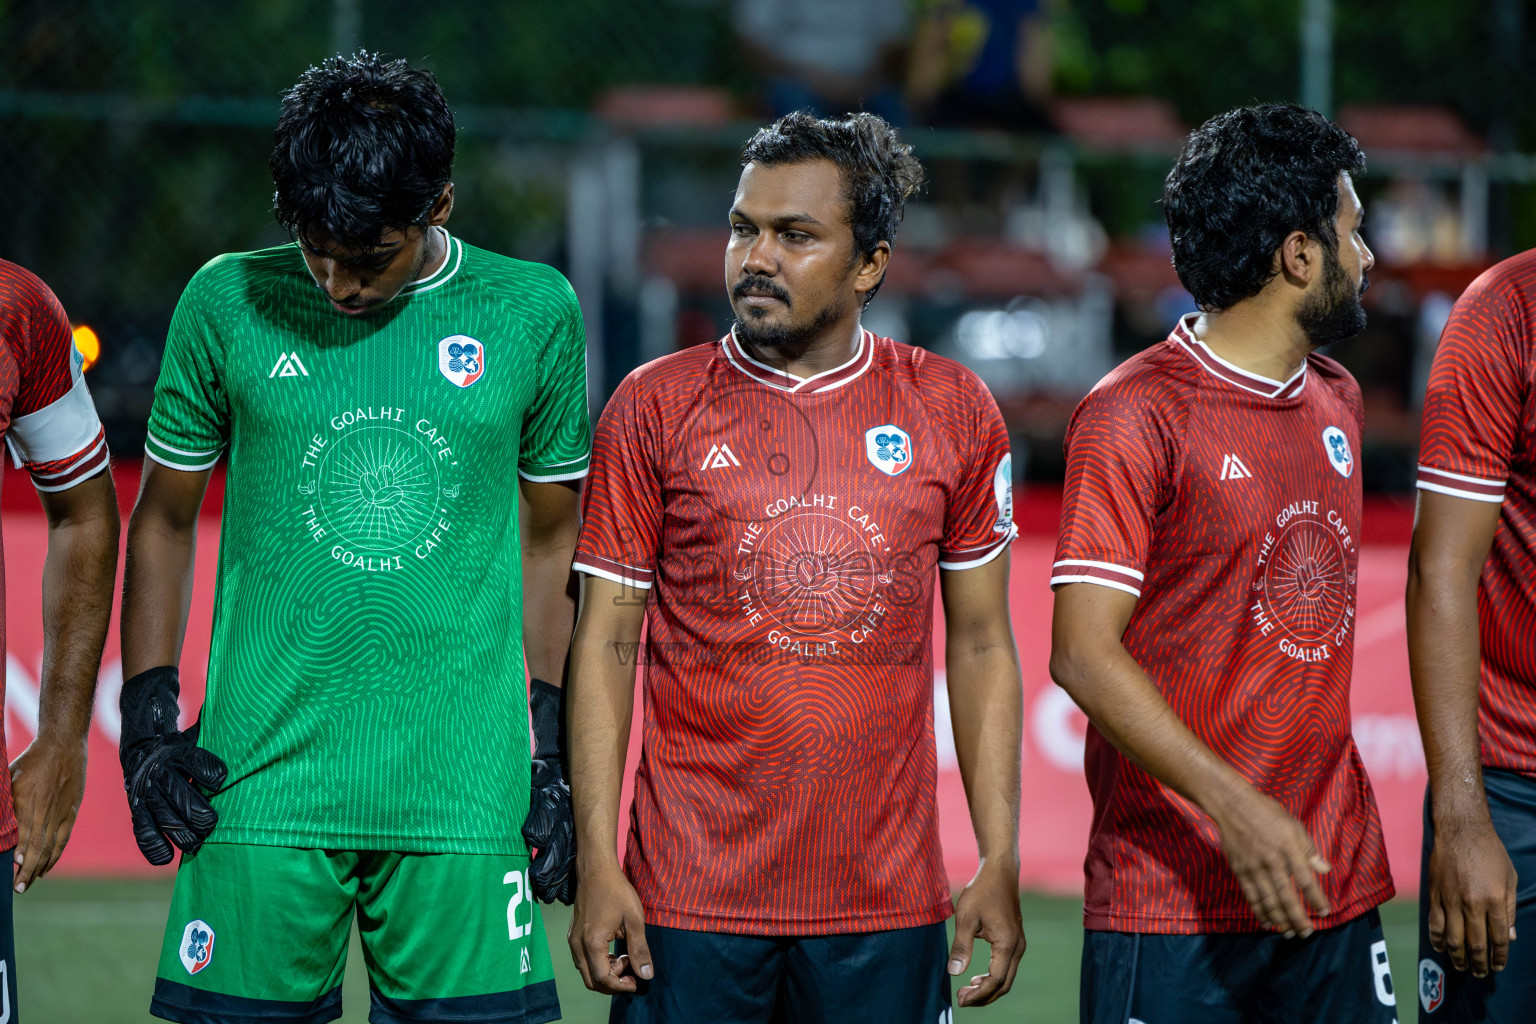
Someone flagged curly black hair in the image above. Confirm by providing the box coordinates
[271,52,456,251]
[1164,104,1365,311]
[740,111,925,305]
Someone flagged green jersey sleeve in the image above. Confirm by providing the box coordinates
[518,274,591,482]
[145,263,231,470]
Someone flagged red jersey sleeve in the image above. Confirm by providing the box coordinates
[938,370,1017,569]
[573,369,664,590]
[1416,269,1531,503]
[1051,380,1180,597]
[1,265,108,492]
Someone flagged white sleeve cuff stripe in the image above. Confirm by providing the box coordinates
[30,434,107,479]
[1416,480,1506,503]
[518,466,591,482]
[1416,464,1505,487]
[938,533,1014,571]
[30,441,109,492]
[1051,558,1145,581]
[145,431,223,459]
[572,560,654,590]
[1049,574,1142,598]
[941,523,1020,560]
[523,453,591,468]
[144,446,222,472]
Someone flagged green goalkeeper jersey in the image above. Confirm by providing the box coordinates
[146,231,589,853]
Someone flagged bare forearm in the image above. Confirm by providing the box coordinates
[37,487,119,743]
[521,545,578,685]
[1407,552,1489,826]
[946,641,1022,864]
[121,516,198,676]
[569,581,644,874]
[519,479,581,687]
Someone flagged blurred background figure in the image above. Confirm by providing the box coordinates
[907,0,1055,131]
[734,0,911,120]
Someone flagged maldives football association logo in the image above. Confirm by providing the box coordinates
[865,425,912,476]
[180,919,216,976]
[1322,425,1353,478]
[438,335,486,388]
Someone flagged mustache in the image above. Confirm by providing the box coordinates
[1358,271,1370,297]
[732,275,790,305]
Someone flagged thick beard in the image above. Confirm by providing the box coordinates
[1295,246,1368,348]
[732,294,848,357]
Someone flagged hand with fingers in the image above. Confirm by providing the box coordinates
[9,735,89,893]
[1427,817,1519,978]
[1216,787,1331,938]
[569,862,654,994]
[118,666,228,865]
[947,860,1026,1007]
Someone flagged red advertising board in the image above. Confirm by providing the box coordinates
[4,466,1426,898]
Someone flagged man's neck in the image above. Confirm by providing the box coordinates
[739,318,864,381]
[1192,303,1313,383]
[414,226,447,282]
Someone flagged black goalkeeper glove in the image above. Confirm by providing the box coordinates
[521,677,576,905]
[119,666,228,866]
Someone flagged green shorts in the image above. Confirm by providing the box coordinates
[150,844,559,1024]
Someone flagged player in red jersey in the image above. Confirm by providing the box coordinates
[567,111,1025,1021]
[0,258,120,1016]
[1050,105,1399,1023]
[1408,249,1536,1021]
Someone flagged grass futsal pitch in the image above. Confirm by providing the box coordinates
[19,879,1420,1022]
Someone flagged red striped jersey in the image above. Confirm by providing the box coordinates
[1417,250,1536,775]
[574,329,1016,935]
[0,259,110,847]
[1053,314,1393,933]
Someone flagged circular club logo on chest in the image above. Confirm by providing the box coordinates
[1263,518,1348,642]
[318,425,441,548]
[756,513,879,635]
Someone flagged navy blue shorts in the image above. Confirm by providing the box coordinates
[1081,908,1400,1024]
[608,921,952,1024]
[1417,768,1536,1022]
[1,850,14,1023]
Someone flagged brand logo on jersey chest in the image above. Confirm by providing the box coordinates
[269,352,309,378]
[1322,425,1353,478]
[700,443,742,470]
[438,335,485,388]
[180,919,216,975]
[1219,453,1253,480]
[865,425,912,476]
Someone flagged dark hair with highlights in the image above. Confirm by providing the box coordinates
[1164,104,1365,311]
[741,111,924,305]
[271,52,456,250]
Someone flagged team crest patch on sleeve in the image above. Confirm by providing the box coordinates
[180,919,216,975]
[1322,425,1353,478]
[1419,959,1444,1013]
[438,335,486,388]
[865,425,912,476]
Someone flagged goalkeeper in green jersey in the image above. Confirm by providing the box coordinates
[119,53,586,1024]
